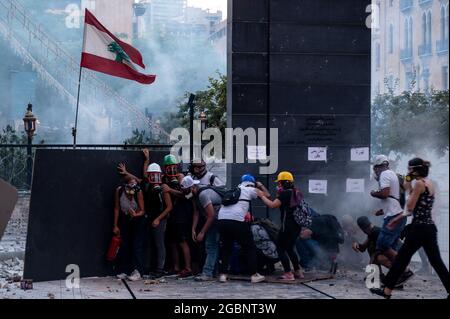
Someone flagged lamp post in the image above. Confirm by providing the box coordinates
[23,103,37,188]
[199,111,207,134]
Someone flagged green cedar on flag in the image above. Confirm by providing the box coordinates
[80,9,156,84]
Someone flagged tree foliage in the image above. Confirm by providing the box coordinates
[0,125,28,189]
[372,89,449,157]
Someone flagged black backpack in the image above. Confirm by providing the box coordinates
[198,186,251,207]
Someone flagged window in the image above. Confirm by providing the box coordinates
[422,69,430,91]
[427,11,432,45]
[441,6,446,41]
[408,17,413,49]
[376,42,381,69]
[389,24,394,53]
[443,66,449,89]
[422,12,427,45]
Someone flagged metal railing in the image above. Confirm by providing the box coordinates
[0,144,175,190]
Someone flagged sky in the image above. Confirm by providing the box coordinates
[187,0,227,19]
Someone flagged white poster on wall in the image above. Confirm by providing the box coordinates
[308,147,327,161]
[247,146,267,160]
[346,178,365,193]
[351,147,370,161]
[309,180,328,194]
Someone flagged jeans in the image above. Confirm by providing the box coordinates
[384,223,449,293]
[296,238,322,269]
[376,214,406,252]
[151,218,167,272]
[201,221,219,277]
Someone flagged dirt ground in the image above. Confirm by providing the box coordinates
[0,194,447,300]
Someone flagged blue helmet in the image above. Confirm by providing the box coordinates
[241,174,256,184]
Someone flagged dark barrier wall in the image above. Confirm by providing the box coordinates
[229,0,372,219]
[24,149,167,282]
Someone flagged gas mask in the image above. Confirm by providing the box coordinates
[182,187,193,199]
[191,163,207,179]
[124,183,140,195]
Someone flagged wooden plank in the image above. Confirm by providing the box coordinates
[0,178,18,240]
[228,272,334,284]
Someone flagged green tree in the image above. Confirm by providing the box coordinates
[161,72,227,134]
[372,89,449,157]
[0,125,28,189]
[123,129,161,145]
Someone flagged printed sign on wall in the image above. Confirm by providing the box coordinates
[247,146,267,160]
[308,147,327,161]
[309,180,328,194]
[351,147,370,161]
[346,178,365,193]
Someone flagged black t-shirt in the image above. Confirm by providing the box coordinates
[310,215,344,253]
[277,189,295,222]
[141,181,165,220]
[169,196,194,225]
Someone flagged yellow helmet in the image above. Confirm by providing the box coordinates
[275,171,294,182]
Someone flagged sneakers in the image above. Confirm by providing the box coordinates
[116,273,128,280]
[278,272,295,281]
[370,288,391,299]
[128,269,142,281]
[396,270,414,286]
[194,274,215,282]
[177,269,193,278]
[219,274,227,283]
[294,269,305,280]
[251,273,265,283]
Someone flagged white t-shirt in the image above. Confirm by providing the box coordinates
[195,172,225,188]
[218,185,258,222]
[378,169,403,218]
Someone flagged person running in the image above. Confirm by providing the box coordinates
[370,155,408,270]
[259,171,306,281]
[217,174,270,283]
[370,158,449,299]
[113,176,146,281]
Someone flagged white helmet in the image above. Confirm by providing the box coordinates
[372,154,389,166]
[147,163,162,173]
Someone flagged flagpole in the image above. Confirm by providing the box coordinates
[72,66,83,149]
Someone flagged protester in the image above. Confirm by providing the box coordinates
[187,173,224,281]
[370,155,407,267]
[143,163,173,278]
[113,176,146,281]
[259,171,307,281]
[217,174,270,283]
[353,216,393,269]
[251,220,279,275]
[190,160,224,187]
[370,158,449,299]
[300,214,345,273]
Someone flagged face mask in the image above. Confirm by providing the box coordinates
[165,165,178,177]
[148,172,162,184]
[185,192,193,200]
[125,183,139,195]
[152,184,162,192]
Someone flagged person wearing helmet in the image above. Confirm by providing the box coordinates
[143,162,173,278]
[117,149,174,278]
[217,174,270,284]
[162,154,184,187]
[190,159,224,187]
[370,155,407,268]
[258,171,305,281]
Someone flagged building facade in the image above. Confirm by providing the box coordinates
[372,0,449,96]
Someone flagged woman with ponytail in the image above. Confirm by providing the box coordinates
[370,158,449,299]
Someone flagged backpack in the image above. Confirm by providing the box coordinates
[253,218,279,243]
[292,200,313,228]
[198,186,250,207]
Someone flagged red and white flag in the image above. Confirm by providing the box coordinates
[80,9,156,84]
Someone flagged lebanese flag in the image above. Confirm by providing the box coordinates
[80,9,156,84]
